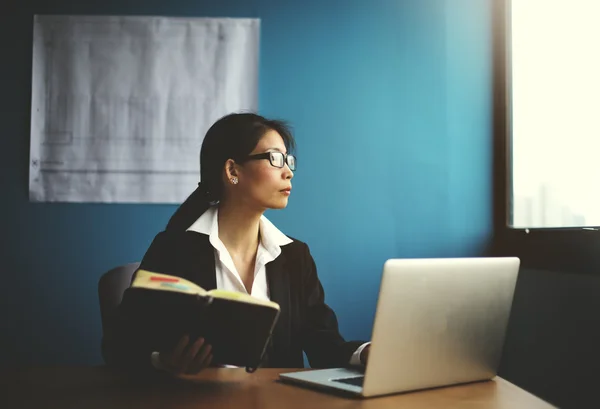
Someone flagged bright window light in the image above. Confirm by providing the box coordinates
[510,0,600,228]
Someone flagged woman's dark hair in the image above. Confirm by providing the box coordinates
[166,112,295,231]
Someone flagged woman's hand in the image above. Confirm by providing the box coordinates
[159,335,213,375]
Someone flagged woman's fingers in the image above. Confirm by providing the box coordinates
[160,335,214,375]
[179,337,206,373]
[161,335,190,372]
[186,343,213,374]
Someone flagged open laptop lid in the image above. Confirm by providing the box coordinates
[361,257,519,397]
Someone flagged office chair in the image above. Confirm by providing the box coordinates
[98,262,140,363]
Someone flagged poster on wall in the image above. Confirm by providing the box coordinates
[29,15,259,203]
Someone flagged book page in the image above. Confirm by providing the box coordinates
[133,270,279,309]
[207,289,280,310]
[132,270,207,295]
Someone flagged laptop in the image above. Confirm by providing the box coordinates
[279,257,520,398]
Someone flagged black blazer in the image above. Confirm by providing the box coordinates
[103,230,365,370]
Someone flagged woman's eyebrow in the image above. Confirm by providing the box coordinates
[265,147,286,153]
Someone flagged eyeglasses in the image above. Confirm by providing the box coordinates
[241,152,296,171]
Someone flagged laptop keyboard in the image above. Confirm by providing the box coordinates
[332,376,365,387]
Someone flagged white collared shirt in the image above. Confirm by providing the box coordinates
[151,206,368,369]
[186,206,292,301]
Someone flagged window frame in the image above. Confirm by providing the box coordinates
[492,0,600,276]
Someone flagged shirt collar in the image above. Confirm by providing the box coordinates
[186,206,293,256]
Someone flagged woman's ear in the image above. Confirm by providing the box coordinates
[224,159,239,181]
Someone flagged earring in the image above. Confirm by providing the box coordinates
[230,177,238,185]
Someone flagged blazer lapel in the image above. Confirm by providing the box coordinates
[181,231,217,291]
[266,251,291,363]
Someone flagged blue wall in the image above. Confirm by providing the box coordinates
[0,0,493,365]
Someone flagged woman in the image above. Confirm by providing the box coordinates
[104,113,370,375]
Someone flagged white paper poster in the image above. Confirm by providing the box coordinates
[30,15,259,203]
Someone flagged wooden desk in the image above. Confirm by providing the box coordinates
[2,367,555,409]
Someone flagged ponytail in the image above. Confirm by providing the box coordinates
[165,182,214,231]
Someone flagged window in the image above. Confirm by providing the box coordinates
[509,0,600,228]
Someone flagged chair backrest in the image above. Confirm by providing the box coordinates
[98,262,140,336]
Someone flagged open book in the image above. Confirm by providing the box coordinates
[120,269,281,372]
